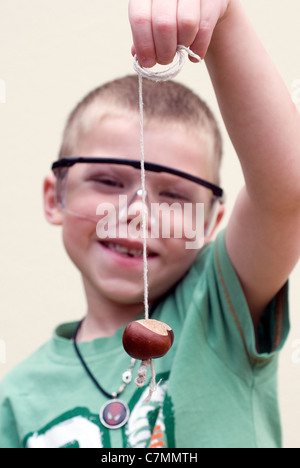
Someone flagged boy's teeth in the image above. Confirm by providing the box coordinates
[106,243,143,257]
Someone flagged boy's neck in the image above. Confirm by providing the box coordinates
[75,312,137,342]
[76,286,145,342]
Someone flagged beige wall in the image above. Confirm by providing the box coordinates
[0,0,299,448]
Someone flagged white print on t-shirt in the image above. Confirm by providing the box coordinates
[25,380,171,448]
[26,415,103,448]
[125,381,167,447]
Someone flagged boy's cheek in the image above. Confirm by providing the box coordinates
[147,247,198,302]
[156,238,198,276]
[61,217,93,265]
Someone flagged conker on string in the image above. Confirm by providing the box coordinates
[122,319,174,361]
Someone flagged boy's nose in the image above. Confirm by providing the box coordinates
[118,189,156,229]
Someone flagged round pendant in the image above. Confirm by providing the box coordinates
[100,399,130,430]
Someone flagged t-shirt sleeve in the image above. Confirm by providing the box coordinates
[171,229,290,380]
[204,229,290,376]
[0,384,22,448]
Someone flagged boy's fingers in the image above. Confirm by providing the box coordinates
[177,0,201,48]
[190,0,223,59]
[129,0,226,66]
[151,0,178,65]
[129,0,156,68]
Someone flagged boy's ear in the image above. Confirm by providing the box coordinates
[43,173,63,225]
[205,203,226,244]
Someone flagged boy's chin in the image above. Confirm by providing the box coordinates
[92,279,146,306]
[110,290,145,306]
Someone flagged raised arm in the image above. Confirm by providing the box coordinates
[204,1,300,327]
[129,0,300,330]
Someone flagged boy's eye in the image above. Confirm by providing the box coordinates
[159,191,190,202]
[91,177,124,188]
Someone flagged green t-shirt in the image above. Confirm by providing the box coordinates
[0,231,289,448]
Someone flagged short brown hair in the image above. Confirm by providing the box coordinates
[58,75,222,183]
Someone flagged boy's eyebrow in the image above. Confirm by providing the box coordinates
[52,157,225,200]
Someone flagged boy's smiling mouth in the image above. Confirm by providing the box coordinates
[99,240,157,259]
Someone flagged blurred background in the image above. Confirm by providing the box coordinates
[0,0,299,448]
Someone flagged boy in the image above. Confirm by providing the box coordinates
[0,0,299,448]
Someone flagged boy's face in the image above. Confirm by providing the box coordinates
[47,114,221,307]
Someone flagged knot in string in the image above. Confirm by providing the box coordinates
[135,359,162,404]
[133,45,201,81]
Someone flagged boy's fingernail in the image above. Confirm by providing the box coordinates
[141,57,156,68]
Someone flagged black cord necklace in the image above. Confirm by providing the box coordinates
[72,299,163,429]
[72,320,136,429]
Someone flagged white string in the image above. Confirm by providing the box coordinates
[134,46,201,401]
[137,73,150,321]
[136,46,201,320]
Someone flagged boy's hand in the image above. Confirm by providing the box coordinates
[129,0,231,68]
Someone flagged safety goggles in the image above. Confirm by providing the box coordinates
[52,157,225,247]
